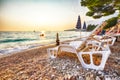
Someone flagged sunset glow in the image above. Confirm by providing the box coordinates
[0,0,118,31]
[0,0,85,31]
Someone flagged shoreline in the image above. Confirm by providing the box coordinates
[0,38,120,79]
[0,43,56,59]
[0,36,82,59]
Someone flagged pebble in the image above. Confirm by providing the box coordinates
[0,45,120,80]
[48,55,120,80]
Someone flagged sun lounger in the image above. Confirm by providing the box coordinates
[92,35,116,46]
[47,46,59,58]
[47,22,112,70]
[76,45,111,70]
[48,39,111,70]
[47,41,83,58]
[100,36,116,46]
[86,40,102,51]
[53,22,103,58]
[106,23,120,37]
[76,34,115,70]
[58,41,83,53]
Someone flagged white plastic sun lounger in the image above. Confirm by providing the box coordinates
[93,35,116,46]
[86,40,102,51]
[100,36,116,46]
[76,45,111,70]
[47,22,102,59]
[58,41,83,53]
[47,41,83,58]
[47,22,111,70]
[47,46,59,58]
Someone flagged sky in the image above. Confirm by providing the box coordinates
[0,0,119,31]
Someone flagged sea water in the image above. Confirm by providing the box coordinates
[0,31,90,55]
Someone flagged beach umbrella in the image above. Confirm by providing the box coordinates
[76,15,82,38]
[76,15,81,29]
[83,21,88,37]
[83,21,87,30]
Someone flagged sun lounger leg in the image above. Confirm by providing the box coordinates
[47,48,58,59]
[77,46,111,70]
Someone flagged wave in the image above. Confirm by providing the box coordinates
[0,44,43,54]
[0,38,36,43]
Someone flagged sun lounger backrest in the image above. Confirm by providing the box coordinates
[100,36,116,46]
[69,41,82,49]
[86,40,102,51]
[78,23,103,51]
[58,44,77,54]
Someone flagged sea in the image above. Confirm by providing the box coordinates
[0,31,90,55]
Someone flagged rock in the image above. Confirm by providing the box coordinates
[76,66,79,69]
[104,75,111,80]
[51,74,55,80]
[97,70,104,76]
[62,66,66,70]
[96,76,101,80]
[69,76,76,80]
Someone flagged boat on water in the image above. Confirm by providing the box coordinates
[40,33,45,37]
[40,31,45,37]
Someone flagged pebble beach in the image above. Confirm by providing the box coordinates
[0,40,120,80]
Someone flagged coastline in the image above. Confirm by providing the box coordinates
[0,43,56,59]
[0,38,120,79]
[0,37,80,59]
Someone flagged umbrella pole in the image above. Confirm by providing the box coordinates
[80,30,81,38]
